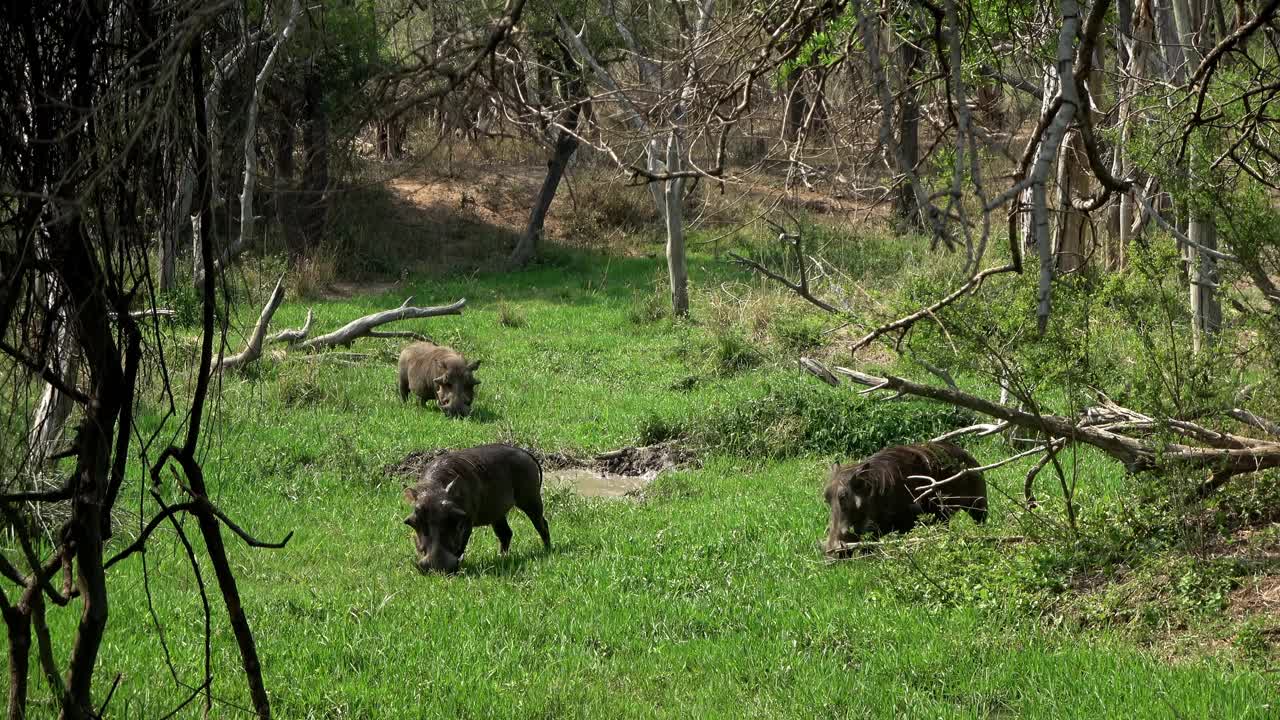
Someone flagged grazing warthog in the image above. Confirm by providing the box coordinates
[398,341,480,418]
[823,441,986,556]
[402,444,551,574]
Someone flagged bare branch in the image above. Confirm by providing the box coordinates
[214,274,286,372]
[298,298,466,351]
[267,308,313,345]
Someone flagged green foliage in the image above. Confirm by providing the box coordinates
[702,327,763,376]
[767,307,826,353]
[154,284,203,327]
[694,373,973,460]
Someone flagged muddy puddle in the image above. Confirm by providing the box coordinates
[384,443,694,499]
[542,467,654,498]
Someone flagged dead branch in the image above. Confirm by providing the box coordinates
[1228,408,1280,439]
[907,441,1061,502]
[1024,449,1055,509]
[932,421,1009,443]
[366,330,430,342]
[266,308,313,345]
[214,274,285,372]
[297,297,466,351]
[800,358,1280,492]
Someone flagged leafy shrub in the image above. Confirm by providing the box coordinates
[693,373,973,460]
[155,285,203,327]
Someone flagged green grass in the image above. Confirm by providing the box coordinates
[10,248,1279,718]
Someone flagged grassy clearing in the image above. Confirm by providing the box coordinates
[11,242,1277,718]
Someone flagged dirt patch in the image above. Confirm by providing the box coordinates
[593,443,695,476]
[1229,575,1280,619]
[383,443,696,498]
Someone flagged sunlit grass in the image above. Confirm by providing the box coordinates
[10,247,1277,718]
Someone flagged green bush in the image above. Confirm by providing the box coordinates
[693,373,973,460]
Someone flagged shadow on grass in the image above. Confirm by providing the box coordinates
[457,540,566,577]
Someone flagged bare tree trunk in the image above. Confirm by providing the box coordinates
[161,165,193,291]
[1054,129,1090,272]
[782,72,808,142]
[3,599,31,720]
[664,131,689,317]
[1172,0,1221,351]
[894,37,923,228]
[511,99,583,267]
[1189,217,1221,352]
[299,61,329,252]
[1021,69,1059,246]
[27,334,78,476]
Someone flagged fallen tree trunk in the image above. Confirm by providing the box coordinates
[266,308,313,346]
[297,297,465,351]
[799,358,1280,494]
[215,283,462,373]
[214,275,286,372]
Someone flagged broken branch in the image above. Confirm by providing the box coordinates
[298,297,466,351]
[214,274,286,372]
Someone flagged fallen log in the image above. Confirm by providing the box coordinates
[215,275,286,372]
[799,357,1280,496]
[298,297,465,351]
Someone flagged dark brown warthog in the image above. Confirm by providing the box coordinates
[823,441,986,556]
[402,444,551,574]
[398,341,480,418]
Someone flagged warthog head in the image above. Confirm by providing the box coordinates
[434,360,480,418]
[403,481,473,574]
[823,465,877,555]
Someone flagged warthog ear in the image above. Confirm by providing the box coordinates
[403,486,418,504]
[467,360,481,372]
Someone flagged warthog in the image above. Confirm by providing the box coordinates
[398,341,480,418]
[402,444,551,574]
[823,441,987,556]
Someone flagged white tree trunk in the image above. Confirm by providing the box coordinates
[27,279,79,478]
[664,131,689,317]
[1171,0,1220,351]
[1189,215,1221,353]
[1054,129,1089,272]
[1021,68,1060,246]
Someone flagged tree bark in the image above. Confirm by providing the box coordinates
[893,37,923,228]
[1054,129,1090,272]
[27,282,78,476]
[1172,0,1221,351]
[782,72,808,142]
[160,165,192,292]
[510,101,582,267]
[664,131,690,317]
[299,60,329,252]
[3,599,31,720]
